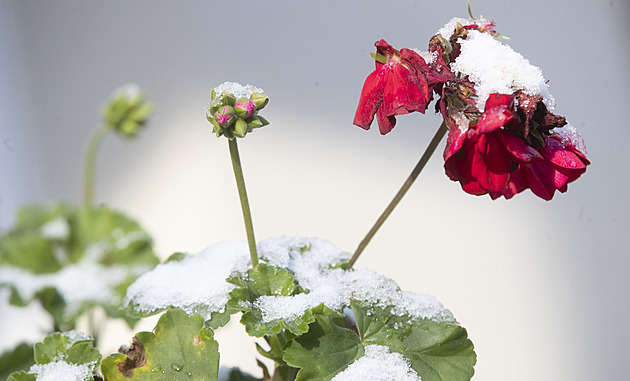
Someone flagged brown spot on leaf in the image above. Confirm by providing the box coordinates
[192,335,201,346]
[117,337,147,377]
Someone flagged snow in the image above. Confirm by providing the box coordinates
[436,17,474,40]
[62,330,91,345]
[28,360,96,381]
[124,242,251,319]
[331,345,421,381]
[450,30,555,112]
[256,237,454,324]
[39,217,70,240]
[0,260,132,317]
[124,237,454,325]
[551,124,589,158]
[210,82,264,106]
[113,83,141,100]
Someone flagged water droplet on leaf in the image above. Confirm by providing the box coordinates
[171,363,184,372]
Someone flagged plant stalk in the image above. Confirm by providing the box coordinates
[83,125,110,207]
[228,138,259,267]
[349,122,448,267]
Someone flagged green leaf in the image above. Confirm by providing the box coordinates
[351,301,408,352]
[0,343,34,380]
[7,331,101,381]
[0,203,160,330]
[240,307,315,337]
[34,332,100,366]
[7,371,35,381]
[348,300,476,381]
[100,309,219,380]
[247,263,297,299]
[284,315,363,381]
[402,320,476,381]
[228,263,315,336]
[205,308,232,329]
[0,233,61,274]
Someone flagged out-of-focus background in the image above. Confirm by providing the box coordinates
[1,0,628,380]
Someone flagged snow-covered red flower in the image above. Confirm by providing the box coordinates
[443,92,590,200]
[353,40,450,135]
[444,93,533,195]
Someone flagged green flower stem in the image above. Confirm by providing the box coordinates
[349,121,448,267]
[83,125,110,207]
[228,138,259,267]
[269,334,284,362]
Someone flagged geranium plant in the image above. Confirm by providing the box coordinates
[1,5,589,381]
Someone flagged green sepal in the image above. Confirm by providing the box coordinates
[246,116,264,129]
[100,309,219,380]
[220,93,237,107]
[234,119,248,137]
[250,93,269,111]
[369,52,388,64]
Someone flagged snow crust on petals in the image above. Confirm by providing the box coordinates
[331,345,421,381]
[451,30,555,112]
[124,242,250,319]
[28,361,96,381]
[551,124,588,158]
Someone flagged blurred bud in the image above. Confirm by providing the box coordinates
[102,83,153,139]
[206,81,270,138]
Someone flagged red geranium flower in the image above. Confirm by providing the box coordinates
[353,40,450,135]
[444,93,540,195]
[443,92,590,200]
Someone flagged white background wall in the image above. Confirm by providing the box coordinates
[1,1,628,380]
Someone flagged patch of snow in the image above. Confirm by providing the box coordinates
[0,262,132,317]
[29,360,96,381]
[39,217,69,240]
[124,242,251,319]
[331,345,421,381]
[551,124,588,158]
[124,237,454,325]
[451,30,555,112]
[210,82,264,106]
[257,237,454,324]
[62,330,91,345]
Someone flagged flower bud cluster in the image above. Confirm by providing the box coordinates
[102,83,153,139]
[206,82,269,139]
